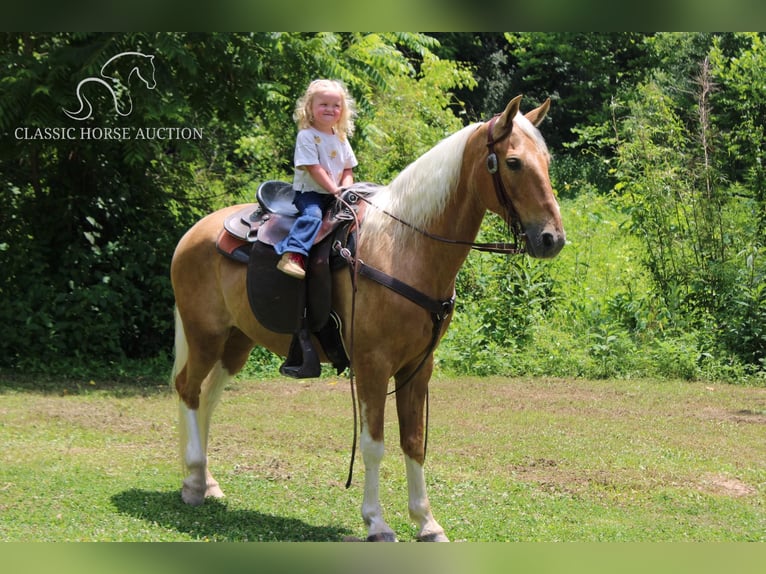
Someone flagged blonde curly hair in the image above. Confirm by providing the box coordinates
[293,79,356,141]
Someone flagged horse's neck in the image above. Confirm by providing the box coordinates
[417,183,484,277]
[362,128,489,296]
[362,181,484,300]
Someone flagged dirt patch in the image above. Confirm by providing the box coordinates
[701,407,766,425]
[697,473,756,497]
[233,457,293,481]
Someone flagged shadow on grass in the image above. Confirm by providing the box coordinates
[111,489,353,542]
[0,371,171,398]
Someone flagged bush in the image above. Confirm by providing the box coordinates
[437,191,764,383]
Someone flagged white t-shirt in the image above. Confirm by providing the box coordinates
[293,127,358,193]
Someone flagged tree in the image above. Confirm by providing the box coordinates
[614,33,766,368]
[708,33,766,367]
[0,32,473,369]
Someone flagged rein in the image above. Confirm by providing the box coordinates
[355,116,526,255]
[357,196,525,255]
[337,116,523,487]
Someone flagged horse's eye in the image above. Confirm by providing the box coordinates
[506,157,522,171]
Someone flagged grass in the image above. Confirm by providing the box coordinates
[0,373,764,542]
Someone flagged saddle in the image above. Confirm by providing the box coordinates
[216,180,380,378]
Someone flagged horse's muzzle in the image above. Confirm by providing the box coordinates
[524,224,566,259]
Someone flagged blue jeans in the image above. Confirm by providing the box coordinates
[274,191,334,257]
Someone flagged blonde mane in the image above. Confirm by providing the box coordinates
[363,123,480,244]
[360,112,548,246]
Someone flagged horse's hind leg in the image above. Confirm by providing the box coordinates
[178,363,228,506]
[172,312,224,505]
[173,311,252,505]
[395,360,449,542]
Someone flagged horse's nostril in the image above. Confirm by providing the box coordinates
[542,232,554,248]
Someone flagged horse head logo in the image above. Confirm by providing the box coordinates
[63,51,157,121]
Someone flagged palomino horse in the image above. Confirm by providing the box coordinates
[170,95,565,541]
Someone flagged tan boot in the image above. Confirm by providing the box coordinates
[277,252,306,279]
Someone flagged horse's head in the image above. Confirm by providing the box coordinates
[480,95,565,259]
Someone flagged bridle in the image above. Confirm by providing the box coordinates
[486,114,526,253]
[355,115,526,255]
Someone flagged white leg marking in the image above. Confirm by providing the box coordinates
[177,361,230,505]
[183,404,205,468]
[180,403,207,506]
[405,455,448,541]
[360,426,396,541]
[197,361,229,500]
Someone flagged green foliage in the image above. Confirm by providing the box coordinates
[1,32,763,383]
[439,246,556,376]
[438,191,763,383]
[0,32,467,371]
[720,244,766,369]
[501,32,656,151]
[352,50,475,182]
[440,193,641,379]
[611,33,766,372]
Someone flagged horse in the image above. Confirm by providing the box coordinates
[170,95,566,542]
[63,51,156,121]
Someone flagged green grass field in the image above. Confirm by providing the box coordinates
[1,374,764,542]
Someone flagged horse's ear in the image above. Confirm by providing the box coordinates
[494,95,523,139]
[525,98,551,127]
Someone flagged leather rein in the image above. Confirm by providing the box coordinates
[336,116,523,487]
[337,114,525,396]
[354,115,525,255]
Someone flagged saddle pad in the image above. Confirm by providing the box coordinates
[246,241,305,333]
[246,239,332,334]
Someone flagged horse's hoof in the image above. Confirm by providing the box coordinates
[417,531,450,542]
[205,482,225,499]
[181,489,205,506]
[366,532,397,542]
[181,482,206,506]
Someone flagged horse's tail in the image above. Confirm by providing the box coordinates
[171,307,190,473]
[170,306,188,392]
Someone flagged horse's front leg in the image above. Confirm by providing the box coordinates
[396,361,449,542]
[404,456,448,541]
[359,399,398,541]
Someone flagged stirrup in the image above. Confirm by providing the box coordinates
[279,327,321,379]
